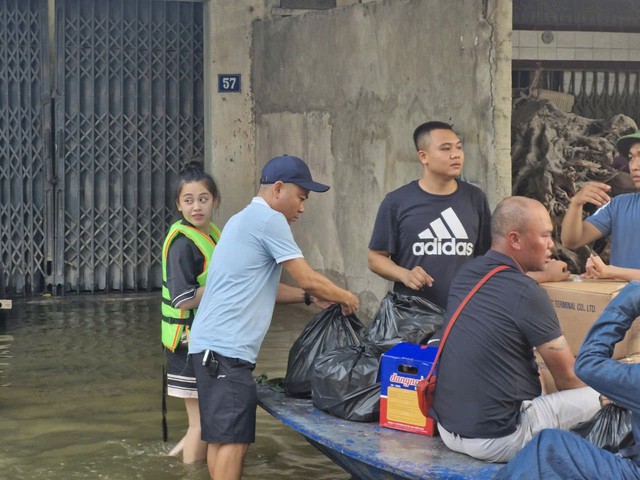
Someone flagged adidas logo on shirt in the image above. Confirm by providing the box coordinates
[412,207,474,256]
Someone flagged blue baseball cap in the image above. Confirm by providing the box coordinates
[260,155,330,192]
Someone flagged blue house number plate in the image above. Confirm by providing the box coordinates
[218,74,241,92]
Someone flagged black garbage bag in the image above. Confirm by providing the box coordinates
[310,340,397,422]
[570,403,634,453]
[365,291,444,345]
[284,304,364,398]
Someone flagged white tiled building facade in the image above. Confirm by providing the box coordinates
[513,31,640,62]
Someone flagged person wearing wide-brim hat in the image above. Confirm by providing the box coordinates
[561,130,640,281]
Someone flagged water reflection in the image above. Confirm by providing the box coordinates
[0,295,349,479]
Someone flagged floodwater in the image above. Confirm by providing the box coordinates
[0,294,350,480]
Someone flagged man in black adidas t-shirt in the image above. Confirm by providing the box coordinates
[368,121,492,309]
[369,121,570,309]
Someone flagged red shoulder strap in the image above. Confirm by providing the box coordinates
[425,265,510,379]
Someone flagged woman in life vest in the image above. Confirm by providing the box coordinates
[161,160,221,463]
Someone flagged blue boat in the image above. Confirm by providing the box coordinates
[257,383,501,480]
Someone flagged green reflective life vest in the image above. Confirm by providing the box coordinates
[161,220,220,351]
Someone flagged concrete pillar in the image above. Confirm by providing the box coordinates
[486,0,513,208]
[203,1,267,225]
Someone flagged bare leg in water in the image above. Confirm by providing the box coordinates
[168,397,207,463]
[168,435,185,457]
[206,443,249,480]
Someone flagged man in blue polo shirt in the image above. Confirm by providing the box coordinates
[189,155,359,480]
[431,196,600,463]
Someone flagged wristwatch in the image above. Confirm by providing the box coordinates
[304,291,312,305]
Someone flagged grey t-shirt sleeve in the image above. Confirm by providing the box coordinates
[165,235,203,308]
[515,283,563,347]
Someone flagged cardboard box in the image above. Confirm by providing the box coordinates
[379,342,438,436]
[540,277,640,359]
[536,349,640,395]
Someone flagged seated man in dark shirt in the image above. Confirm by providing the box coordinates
[431,196,601,463]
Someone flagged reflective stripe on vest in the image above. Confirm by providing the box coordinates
[161,220,220,351]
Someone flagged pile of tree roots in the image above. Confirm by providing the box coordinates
[511,97,638,273]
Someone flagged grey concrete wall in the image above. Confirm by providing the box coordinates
[207,0,512,317]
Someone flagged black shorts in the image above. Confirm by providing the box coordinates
[165,345,197,398]
[191,351,257,444]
